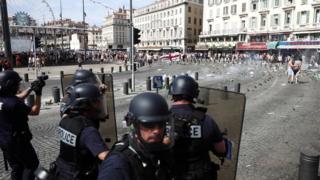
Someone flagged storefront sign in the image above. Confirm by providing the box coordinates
[236,42,267,51]
[278,41,320,49]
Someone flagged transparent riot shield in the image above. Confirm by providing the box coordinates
[60,73,117,148]
[196,87,246,180]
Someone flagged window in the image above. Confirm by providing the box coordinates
[209,24,212,31]
[223,6,229,15]
[261,0,268,9]
[288,0,293,4]
[271,14,280,26]
[251,2,257,11]
[242,3,246,12]
[298,11,309,24]
[216,8,220,17]
[231,5,237,14]
[216,0,222,5]
[241,20,246,29]
[274,0,280,6]
[188,17,191,23]
[188,6,191,12]
[301,0,307,4]
[250,17,257,28]
[285,10,292,24]
[261,14,266,26]
[199,19,202,25]
[194,29,197,36]
[194,18,197,25]
[209,10,213,18]
[315,9,320,24]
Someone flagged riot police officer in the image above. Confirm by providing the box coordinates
[169,75,229,180]
[0,70,45,180]
[52,83,109,180]
[97,92,174,180]
[60,69,107,117]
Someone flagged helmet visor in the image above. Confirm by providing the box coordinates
[89,96,108,120]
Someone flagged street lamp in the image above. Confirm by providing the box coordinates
[129,0,135,91]
[83,0,87,61]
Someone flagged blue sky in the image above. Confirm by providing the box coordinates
[7,0,156,26]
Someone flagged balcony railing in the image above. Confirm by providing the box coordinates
[200,28,242,36]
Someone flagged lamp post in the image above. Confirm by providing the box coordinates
[0,0,13,66]
[130,0,135,91]
[60,0,64,50]
[82,0,86,61]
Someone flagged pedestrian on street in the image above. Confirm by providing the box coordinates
[0,70,46,180]
[287,56,295,84]
[169,75,230,180]
[97,92,174,180]
[51,83,109,180]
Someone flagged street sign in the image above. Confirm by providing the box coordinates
[153,76,163,89]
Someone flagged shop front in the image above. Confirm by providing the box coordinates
[277,41,320,62]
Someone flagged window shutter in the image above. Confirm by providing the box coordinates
[297,12,300,24]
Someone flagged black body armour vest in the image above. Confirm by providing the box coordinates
[110,135,170,180]
[57,115,98,177]
[172,106,218,180]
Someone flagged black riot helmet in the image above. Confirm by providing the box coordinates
[64,83,107,121]
[0,70,22,96]
[71,69,99,86]
[169,75,199,102]
[125,92,174,151]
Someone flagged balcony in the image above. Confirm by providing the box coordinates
[282,1,295,9]
[199,29,241,37]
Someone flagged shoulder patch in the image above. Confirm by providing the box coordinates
[58,127,77,147]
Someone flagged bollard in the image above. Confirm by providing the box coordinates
[24,73,29,82]
[111,67,114,73]
[27,94,35,107]
[100,67,104,73]
[60,71,64,78]
[194,72,199,80]
[119,66,122,72]
[128,78,132,90]
[133,64,137,71]
[298,152,319,180]
[222,86,229,100]
[235,83,241,93]
[123,82,129,95]
[52,86,60,103]
[146,78,151,91]
[165,77,170,89]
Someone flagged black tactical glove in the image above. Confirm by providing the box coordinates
[31,79,45,96]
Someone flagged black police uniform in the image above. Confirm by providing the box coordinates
[97,135,170,180]
[0,95,39,180]
[171,104,223,180]
[52,115,108,180]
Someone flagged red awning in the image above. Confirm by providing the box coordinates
[236,42,267,51]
